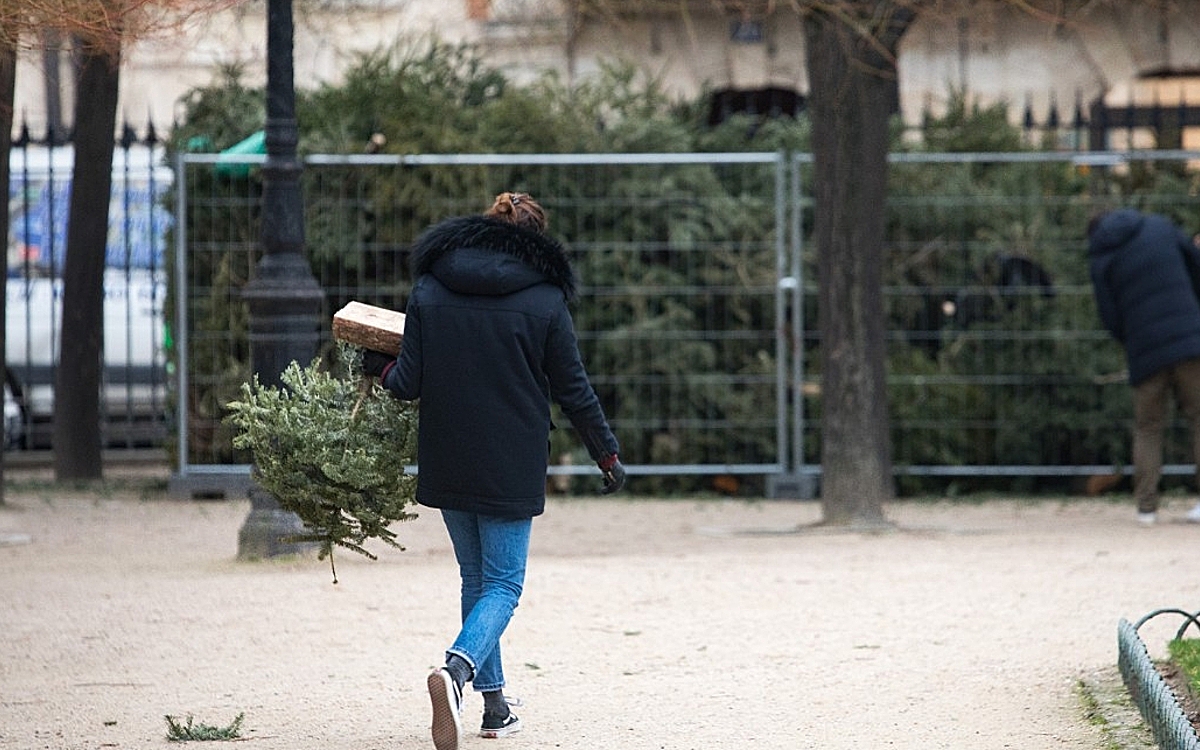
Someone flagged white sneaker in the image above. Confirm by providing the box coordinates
[1137,511,1157,526]
[1186,503,1200,524]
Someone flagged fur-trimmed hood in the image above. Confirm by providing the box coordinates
[409,215,577,300]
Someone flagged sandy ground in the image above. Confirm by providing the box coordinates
[1,483,1198,750]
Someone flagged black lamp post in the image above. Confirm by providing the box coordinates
[237,0,324,559]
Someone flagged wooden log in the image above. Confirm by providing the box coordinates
[332,301,406,355]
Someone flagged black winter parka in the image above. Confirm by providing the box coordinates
[1088,209,1200,385]
[381,215,618,518]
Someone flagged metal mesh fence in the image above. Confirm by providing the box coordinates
[174,152,786,494]
[172,150,1200,495]
[789,151,1200,493]
[9,141,1196,492]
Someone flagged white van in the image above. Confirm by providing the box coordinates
[6,145,171,448]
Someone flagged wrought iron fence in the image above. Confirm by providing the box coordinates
[4,122,171,450]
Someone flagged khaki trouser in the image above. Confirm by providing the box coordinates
[1132,356,1200,513]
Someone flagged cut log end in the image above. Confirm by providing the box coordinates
[332,301,406,355]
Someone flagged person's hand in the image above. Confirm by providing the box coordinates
[598,455,626,495]
[361,349,394,378]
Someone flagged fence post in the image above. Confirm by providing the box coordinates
[768,151,818,499]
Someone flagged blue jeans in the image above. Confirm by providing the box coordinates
[440,509,532,693]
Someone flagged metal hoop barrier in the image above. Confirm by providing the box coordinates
[1118,610,1200,750]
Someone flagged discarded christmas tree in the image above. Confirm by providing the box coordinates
[225,344,418,582]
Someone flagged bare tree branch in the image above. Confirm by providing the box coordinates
[0,0,239,56]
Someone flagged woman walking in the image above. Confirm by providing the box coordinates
[363,192,625,750]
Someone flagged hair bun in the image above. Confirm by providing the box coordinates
[485,191,547,233]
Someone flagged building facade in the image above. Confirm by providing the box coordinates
[10,0,1200,147]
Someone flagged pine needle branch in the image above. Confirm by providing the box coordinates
[225,342,419,583]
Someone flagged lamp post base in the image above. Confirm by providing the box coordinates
[237,485,316,560]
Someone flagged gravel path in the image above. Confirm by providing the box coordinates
[2,486,1197,749]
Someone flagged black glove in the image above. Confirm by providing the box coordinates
[598,455,626,495]
[361,349,394,378]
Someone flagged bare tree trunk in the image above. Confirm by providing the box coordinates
[42,30,65,142]
[54,37,120,480]
[803,4,915,526]
[0,38,16,503]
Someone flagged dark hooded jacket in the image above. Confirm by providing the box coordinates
[381,215,618,518]
[1088,209,1200,385]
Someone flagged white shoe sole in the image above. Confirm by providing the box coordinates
[480,716,521,739]
[428,669,462,750]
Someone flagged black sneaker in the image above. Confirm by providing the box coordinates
[479,710,521,739]
[428,668,463,750]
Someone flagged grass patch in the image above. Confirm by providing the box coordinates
[1077,677,1109,727]
[1168,638,1200,696]
[165,713,245,742]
